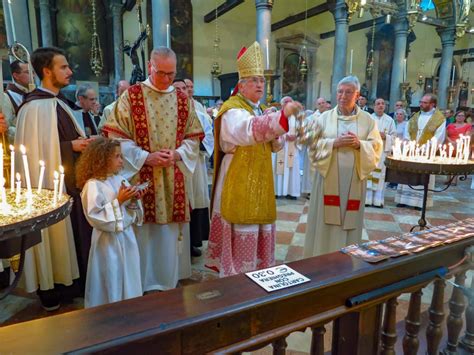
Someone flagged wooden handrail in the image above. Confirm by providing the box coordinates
[0,236,472,354]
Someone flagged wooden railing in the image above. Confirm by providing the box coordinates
[0,232,473,354]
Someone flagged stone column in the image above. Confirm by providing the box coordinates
[110,0,125,85]
[255,0,273,67]
[2,0,32,50]
[389,15,409,112]
[152,0,170,49]
[437,26,456,109]
[330,0,349,101]
[38,0,53,46]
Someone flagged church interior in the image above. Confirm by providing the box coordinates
[1,0,474,353]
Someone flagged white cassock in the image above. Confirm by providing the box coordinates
[395,109,446,208]
[81,175,142,308]
[366,113,397,207]
[273,115,301,197]
[301,111,321,194]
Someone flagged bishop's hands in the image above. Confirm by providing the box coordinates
[333,132,360,150]
[0,113,8,134]
[145,148,181,168]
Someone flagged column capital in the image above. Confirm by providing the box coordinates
[329,0,349,24]
[392,15,409,35]
[255,0,273,10]
[437,26,456,47]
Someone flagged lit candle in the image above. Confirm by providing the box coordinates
[166,24,170,48]
[37,160,45,193]
[349,49,353,74]
[9,145,14,193]
[265,39,270,70]
[451,65,455,87]
[448,143,454,162]
[53,171,59,206]
[15,173,21,204]
[58,165,65,200]
[19,145,32,200]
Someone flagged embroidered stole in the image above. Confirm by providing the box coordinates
[323,109,362,230]
[408,110,445,145]
[128,84,189,223]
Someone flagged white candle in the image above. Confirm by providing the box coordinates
[451,65,455,87]
[448,143,454,162]
[349,49,353,74]
[37,160,45,193]
[15,173,21,204]
[58,165,65,200]
[53,171,59,206]
[19,145,32,200]
[265,39,270,70]
[9,145,14,193]
[166,24,170,48]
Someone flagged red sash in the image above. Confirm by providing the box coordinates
[128,84,189,223]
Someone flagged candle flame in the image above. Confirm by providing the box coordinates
[20,145,26,154]
[9,145,14,151]
[39,160,45,167]
[16,173,21,181]
[59,165,64,173]
[54,171,59,179]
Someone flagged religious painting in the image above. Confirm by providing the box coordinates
[170,0,193,79]
[282,52,307,104]
[55,0,112,84]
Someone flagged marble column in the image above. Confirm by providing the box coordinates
[152,0,170,49]
[330,0,349,102]
[38,0,53,46]
[437,26,456,109]
[110,0,125,85]
[389,15,409,112]
[255,0,273,68]
[2,0,32,50]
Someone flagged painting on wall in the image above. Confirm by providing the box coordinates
[56,0,111,84]
[374,24,394,100]
[170,0,193,79]
[282,52,307,104]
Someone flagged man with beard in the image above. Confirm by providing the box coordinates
[15,47,94,309]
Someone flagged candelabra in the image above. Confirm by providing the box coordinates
[448,86,457,108]
[264,69,274,105]
[400,82,410,105]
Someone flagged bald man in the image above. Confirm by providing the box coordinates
[99,80,130,130]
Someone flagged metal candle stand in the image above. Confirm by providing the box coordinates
[0,197,73,300]
[385,157,474,232]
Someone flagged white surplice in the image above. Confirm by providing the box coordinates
[395,109,446,208]
[366,113,397,207]
[304,107,382,257]
[15,91,82,292]
[81,175,142,308]
[273,115,301,197]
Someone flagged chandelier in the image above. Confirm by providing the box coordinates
[89,0,103,77]
[210,1,221,77]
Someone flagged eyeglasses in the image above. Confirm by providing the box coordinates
[150,64,176,78]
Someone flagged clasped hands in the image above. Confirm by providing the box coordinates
[145,148,180,168]
[333,132,360,149]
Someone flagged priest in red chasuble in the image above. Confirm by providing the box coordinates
[103,47,204,292]
[206,41,301,277]
[304,76,382,257]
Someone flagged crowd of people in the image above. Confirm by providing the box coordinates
[0,41,472,311]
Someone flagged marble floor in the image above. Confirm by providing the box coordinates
[1,177,474,353]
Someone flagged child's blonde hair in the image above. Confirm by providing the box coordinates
[75,137,121,188]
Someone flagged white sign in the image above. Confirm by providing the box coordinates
[245,264,310,292]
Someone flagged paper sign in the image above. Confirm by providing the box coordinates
[245,264,310,292]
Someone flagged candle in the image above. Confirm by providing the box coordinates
[53,171,59,206]
[403,58,407,83]
[451,65,455,87]
[19,145,32,200]
[265,39,270,70]
[37,160,45,193]
[9,145,14,193]
[349,49,353,74]
[448,143,454,162]
[15,173,21,204]
[58,165,65,200]
[166,24,170,48]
